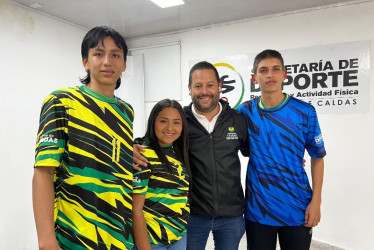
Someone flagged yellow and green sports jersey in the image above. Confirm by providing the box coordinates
[133,144,189,246]
[34,85,134,250]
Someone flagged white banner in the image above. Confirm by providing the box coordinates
[191,41,370,114]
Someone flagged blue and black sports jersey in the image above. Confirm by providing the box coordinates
[237,95,326,226]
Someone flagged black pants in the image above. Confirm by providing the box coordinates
[245,219,312,250]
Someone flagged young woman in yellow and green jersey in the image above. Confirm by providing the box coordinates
[132,99,191,250]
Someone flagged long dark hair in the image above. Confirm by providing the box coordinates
[80,26,128,89]
[143,99,190,179]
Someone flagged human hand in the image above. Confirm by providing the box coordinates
[133,144,147,171]
[304,200,321,227]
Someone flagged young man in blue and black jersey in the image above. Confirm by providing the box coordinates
[237,49,326,250]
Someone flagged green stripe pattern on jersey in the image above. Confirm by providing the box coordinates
[34,85,134,250]
[133,145,189,246]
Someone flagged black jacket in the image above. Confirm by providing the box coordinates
[184,100,249,217]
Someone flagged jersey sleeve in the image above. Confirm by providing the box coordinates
[133,165,151,195]
[238,112,250,157]
[305,108,326,159]
[34,94,68,168]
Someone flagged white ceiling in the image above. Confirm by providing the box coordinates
[8,0,371,39]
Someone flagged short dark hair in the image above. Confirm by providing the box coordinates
[253,49,284,74]
[188,61,220,85]
[143,99,191,180]
[80,26,128,89]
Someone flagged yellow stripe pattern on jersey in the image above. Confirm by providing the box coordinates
[34,85,134,250]
[133,145,189,246]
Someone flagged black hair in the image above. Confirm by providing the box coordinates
[188,61,220,85]
[80,26,128,89]
[253,49,284,74]
[143,99,191,180]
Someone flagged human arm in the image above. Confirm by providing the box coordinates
[133,144,148,171]
[240,127,250,157]
[237,111,250,157]
[304,157,324,227]
[32,167,62,250]
[132,194,152,250]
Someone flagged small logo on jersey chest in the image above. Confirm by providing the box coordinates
[226,127,238,140]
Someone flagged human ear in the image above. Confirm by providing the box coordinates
[82,58,89,71]
[251,74,258,84]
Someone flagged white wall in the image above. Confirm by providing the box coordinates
[127,2,374,249]
[0,1,86,249]
[2,0,374,249]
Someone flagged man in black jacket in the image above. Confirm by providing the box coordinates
[184,61,249,250]
[134,61,249,250]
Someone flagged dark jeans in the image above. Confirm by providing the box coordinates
[245,219,312,250]
[187,215,245,250]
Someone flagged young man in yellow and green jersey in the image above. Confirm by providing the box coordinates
[32,26,134,250]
